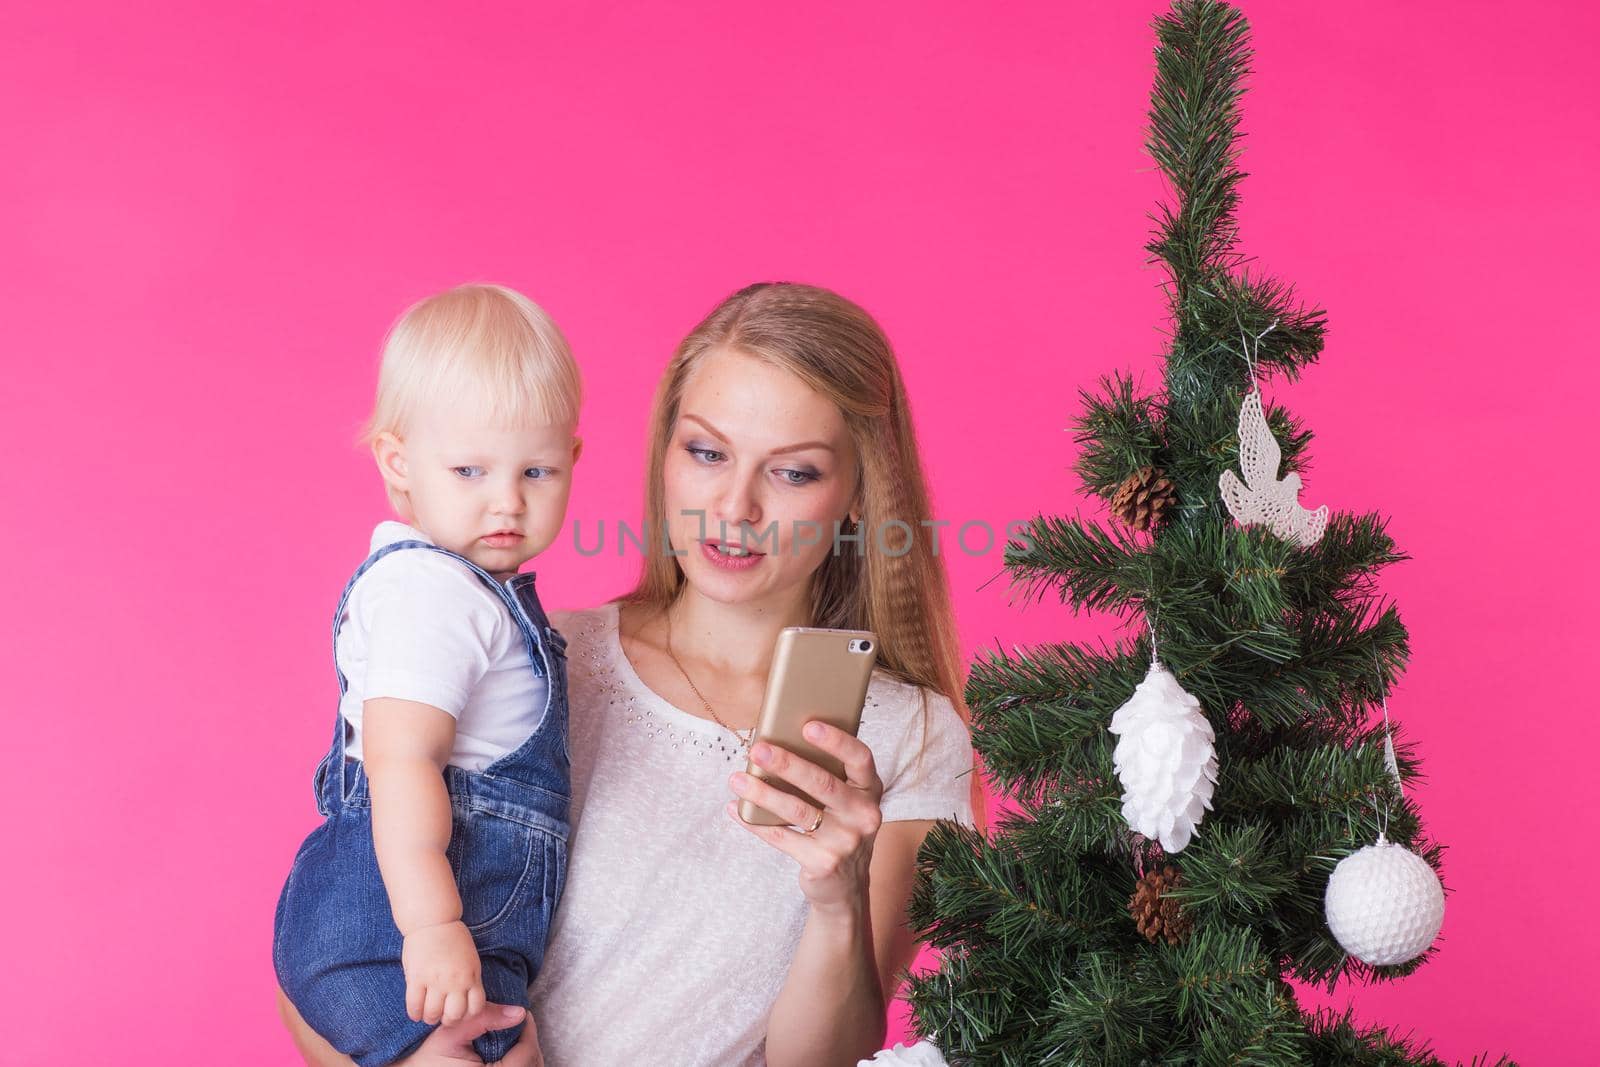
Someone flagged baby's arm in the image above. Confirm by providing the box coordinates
[363,698,486,1027]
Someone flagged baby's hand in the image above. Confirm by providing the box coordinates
[401,919,486,1026]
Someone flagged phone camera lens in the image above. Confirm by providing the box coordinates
[861,640,872,652]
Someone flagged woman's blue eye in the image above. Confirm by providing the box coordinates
[452,466,484,478]
[687,445,816,485]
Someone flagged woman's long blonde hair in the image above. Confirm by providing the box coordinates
[622,282,986,826]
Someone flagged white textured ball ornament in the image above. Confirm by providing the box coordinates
[1324,834,1444,966]
[1108,661,1218,853]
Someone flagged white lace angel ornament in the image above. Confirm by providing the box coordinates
[1218,387,1328,547]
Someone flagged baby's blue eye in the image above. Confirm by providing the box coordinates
[452,466,484,478]
[524,467,553,480]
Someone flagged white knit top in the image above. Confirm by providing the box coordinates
[528,601,976,1066]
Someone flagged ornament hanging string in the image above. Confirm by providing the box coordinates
[925,964,960,1048]
[1235,314,1278,394]
[1143,553,1161,668]
[1370,649,1405,843]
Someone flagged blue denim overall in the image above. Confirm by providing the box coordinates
[274,538,571,1067]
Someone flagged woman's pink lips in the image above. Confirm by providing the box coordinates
[703,539,765,553]
[701,540,764,569]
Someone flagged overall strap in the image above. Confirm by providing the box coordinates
[477,570,570,787]
[313,539,545,814]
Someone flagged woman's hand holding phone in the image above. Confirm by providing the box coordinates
[727,719,886,918]
[726,626,885,918]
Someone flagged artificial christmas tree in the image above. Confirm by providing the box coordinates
[900,3,1513,1063]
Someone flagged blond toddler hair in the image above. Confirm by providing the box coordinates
[359,283,582,511]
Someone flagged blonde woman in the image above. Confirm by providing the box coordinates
[279,282,982,1067]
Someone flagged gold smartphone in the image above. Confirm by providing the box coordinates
[738,626,878,826]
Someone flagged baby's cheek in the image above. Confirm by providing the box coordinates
[532,506,570,552]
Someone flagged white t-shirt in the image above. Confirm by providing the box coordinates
[334,521,548,773]
[528,601,976,1066]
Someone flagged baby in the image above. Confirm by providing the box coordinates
[274,284,583,1066]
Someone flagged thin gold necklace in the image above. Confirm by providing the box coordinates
[663,605,753,752]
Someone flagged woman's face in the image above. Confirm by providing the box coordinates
[662,346,860,612]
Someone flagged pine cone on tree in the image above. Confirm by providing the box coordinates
[1129,864,1194,945]
[1110,466,1176,531]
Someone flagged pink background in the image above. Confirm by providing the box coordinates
[2,2,1592,1063]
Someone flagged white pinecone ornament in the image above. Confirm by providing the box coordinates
[857,1040,949,1067]
[1108,660,1218,853]
[1324,833,1445,966]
